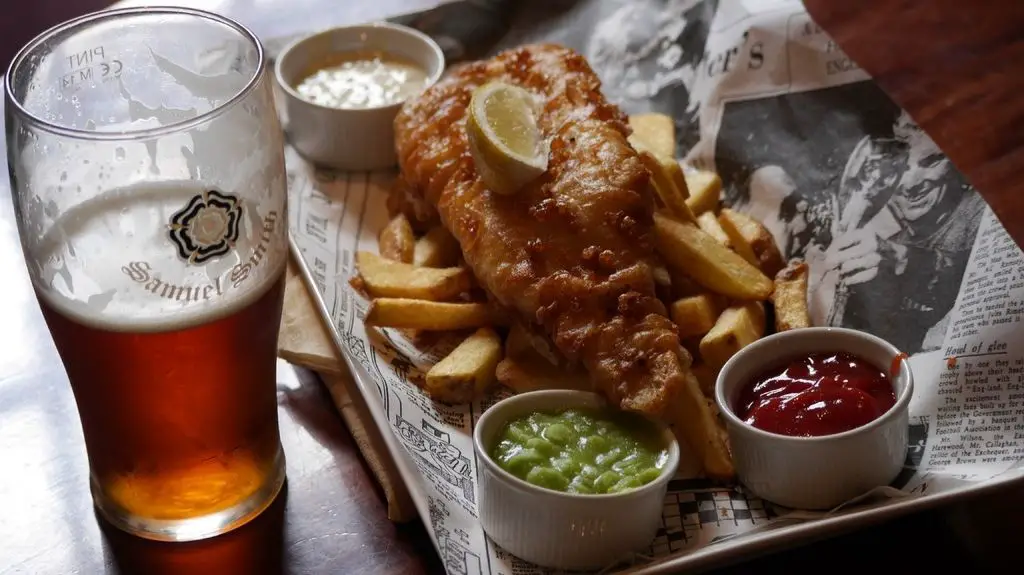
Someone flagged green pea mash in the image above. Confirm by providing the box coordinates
[490,407,669,494]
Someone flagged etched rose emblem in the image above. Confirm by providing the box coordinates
[168,189,242,264]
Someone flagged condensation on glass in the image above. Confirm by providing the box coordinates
[4,7,289,542]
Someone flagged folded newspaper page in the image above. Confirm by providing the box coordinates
[283,0,1024,572]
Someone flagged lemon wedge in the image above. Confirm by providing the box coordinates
[466,82,547,195]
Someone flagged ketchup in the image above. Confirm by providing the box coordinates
[735,352,896,437]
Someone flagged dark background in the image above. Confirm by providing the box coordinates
[1,1,114,69]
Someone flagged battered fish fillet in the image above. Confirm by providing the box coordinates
[393,44,688,416]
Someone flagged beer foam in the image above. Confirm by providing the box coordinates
[32,180,287,333]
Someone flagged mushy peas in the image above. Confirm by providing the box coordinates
[490,408,669,494]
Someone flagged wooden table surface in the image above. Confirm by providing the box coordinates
[0,1,1021,574]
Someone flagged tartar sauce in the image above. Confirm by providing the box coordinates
[295,51,428,109]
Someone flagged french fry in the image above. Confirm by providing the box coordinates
[503,322,535,359]
[691,362,720,398]
[771,260,812,331]
[628,113,676,158]
[670,294,722,339]
[668,371,735,480]
[696,211,731,247]
[425,327,503,403]
[640,151,694,222]
[364,298,500,330]
[378,214,415,263]
[718,209,786,277]
[716,212,758,266]
[668,268,704,299]
[680,335,703,359]
[684,170,722,216]
[652,213,773,300]
[653,266,672,289]
[387,177,437,231]
[748,297,767,330]
[394,225,458,342]
[355,251,471,300]
[653,265,674,303]
[699,302,766,369]
[496,353,591,394]
[506,322,563,366]
[663,160,690,201]
[497,323,589,393]
[628,135,649,156]
[501,346,589,395]
[414,226,462,268]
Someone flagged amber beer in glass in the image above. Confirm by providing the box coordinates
[5,8,288,540]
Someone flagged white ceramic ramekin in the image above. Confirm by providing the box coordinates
[715,327,913,510]
[473,390,680,571]
[273,23,444,170]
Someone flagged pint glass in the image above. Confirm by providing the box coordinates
[5,7,288,541]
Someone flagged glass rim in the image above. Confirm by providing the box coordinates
[3,5,266,142]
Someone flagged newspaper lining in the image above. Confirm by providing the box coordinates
[282,0,1024,572]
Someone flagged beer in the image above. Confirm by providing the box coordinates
[7,6,288,540]
[33,181,287,535]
